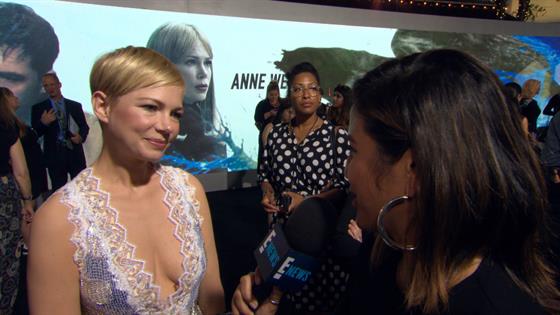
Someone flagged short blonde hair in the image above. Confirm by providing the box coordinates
[521,79,541,99]
[90,46,184,99]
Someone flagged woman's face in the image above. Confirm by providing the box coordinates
[346,111,413,231]
[267,89,280,106]
[290,72,321,116]
[175,40,212,105]
[333,91,344,108]
[281,107,295,123]
[99,85,184,163]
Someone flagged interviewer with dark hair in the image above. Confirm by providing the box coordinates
[232,49,559,315]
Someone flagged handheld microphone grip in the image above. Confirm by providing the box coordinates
[253,197,338,293]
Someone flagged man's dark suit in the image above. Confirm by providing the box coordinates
[31,98,89,191]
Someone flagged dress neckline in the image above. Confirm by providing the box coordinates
[289,118,327,145]
[83,165,191,307]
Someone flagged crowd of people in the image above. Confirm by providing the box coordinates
[2,3,560,315]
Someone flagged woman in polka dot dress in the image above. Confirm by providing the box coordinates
[258,62,351,314]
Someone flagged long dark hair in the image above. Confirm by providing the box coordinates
[353,49,559,313]
[328,84,352,128]
[0,87,25,137]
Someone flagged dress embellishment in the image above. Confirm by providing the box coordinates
[63,166,205,314]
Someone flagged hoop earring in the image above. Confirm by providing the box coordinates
[377,195,416,251]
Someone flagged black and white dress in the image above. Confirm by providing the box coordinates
[258,119,351,313]
[258,120,350,197]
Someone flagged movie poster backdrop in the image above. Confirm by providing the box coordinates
[4,0,559,174]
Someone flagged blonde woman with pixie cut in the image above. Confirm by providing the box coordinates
[28,46,225,315]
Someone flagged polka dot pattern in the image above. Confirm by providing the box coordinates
[257,121,351,313]
[258,121,350,197]
[286,245,350,312]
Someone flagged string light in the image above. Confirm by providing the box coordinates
[376,0,505,19]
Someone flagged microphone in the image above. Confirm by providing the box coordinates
[254,197,338,292]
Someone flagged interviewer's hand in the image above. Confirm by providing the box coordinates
[231,271,281,315]
[348,219,362,243]
[232,272,260,315]
[256,286,282,315]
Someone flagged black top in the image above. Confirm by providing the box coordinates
[340,251,546,315]
[258,120,350,197]
[20,125,47,197]
[31,97,89,167]
[520,98,541,134]
[542,112,560,168]
[0,124,18,176]
[254,98,282,132]
[543,94,560,117]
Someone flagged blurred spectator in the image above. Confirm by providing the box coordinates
[327,84,352,129]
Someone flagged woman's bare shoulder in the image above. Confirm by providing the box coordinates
[32,192,75,241]
[169,166,205,192]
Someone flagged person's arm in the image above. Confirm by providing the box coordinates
[543,95,560,116]
[27,194,81,314]
[189,174,225,314]
[261,123,273,147]
[258,131,279,213]
[542,114,560,169]
[527,100,541,133]
[70,102,90,143]
[31,103,47,137]
[284,127,350,212]
[261,181,279,213]
[521,117,530,139]
[331,127,351,189]
[314,127,351,208]
[10,138,34,218]
[254,101,265,130]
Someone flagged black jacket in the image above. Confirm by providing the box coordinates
[31,98,89,168]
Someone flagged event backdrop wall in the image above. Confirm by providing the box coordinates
[2,0,559,191]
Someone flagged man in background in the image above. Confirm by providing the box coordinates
[32,73,88,191]
[0,2,59,124]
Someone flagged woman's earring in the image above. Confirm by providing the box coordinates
[377,195,416,251]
